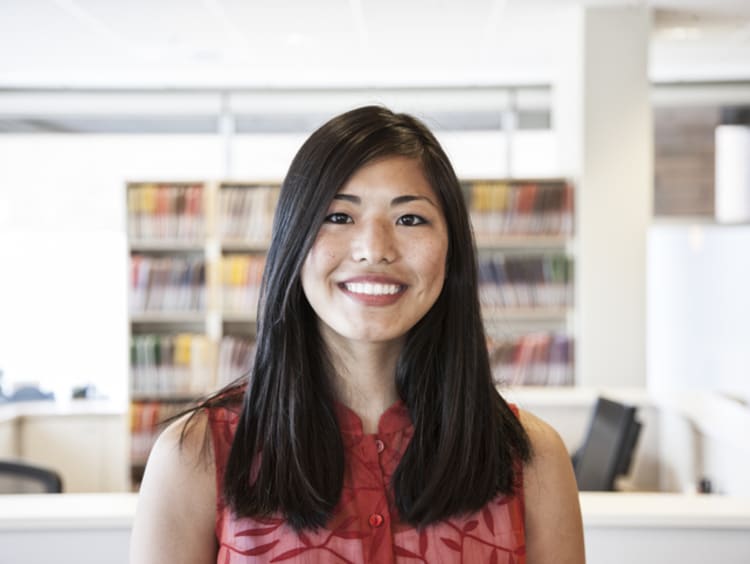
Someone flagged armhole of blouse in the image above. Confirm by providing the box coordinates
[206,407,232,539]
[507,403,526,521]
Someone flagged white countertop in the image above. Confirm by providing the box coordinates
[0,493,137,530]
[580,492,750,529]
[1,492,749,531]
[0,399,127,423]
[500,386,655,408]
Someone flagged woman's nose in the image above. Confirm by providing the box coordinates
[351,219,398,264]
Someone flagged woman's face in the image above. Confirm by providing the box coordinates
[301,156,449,349]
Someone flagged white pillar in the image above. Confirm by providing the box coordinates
[555,4,653,388]
[715,125,750,223]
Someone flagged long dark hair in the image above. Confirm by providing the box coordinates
[216,106,530,531]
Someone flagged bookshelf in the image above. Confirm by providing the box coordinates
[126,180,275,486]
[464,178,575,390]
[126,177,574,485]
[216,182,274,399]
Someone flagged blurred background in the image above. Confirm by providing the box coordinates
[0,0,749,498]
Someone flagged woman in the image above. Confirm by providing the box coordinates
[130,106,585,563]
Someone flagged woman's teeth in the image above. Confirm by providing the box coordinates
[344,282,401,296]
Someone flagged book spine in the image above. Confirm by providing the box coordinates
[487,333,574,386]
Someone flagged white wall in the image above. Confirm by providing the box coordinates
[0,135,224,402]
[647,223,750,404]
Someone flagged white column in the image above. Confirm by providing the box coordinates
[555,4,653,388]
[715,125,750,223]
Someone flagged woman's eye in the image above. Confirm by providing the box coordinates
[396,214,427,226]
[324,212,352,224]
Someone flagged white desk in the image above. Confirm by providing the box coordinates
[0,493,135,564]
[0,400,128,493]
[582,493,750,563]
[0,492,749,564]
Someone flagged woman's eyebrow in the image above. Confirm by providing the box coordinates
[333,194,359,203]
[391,195,438,208]
[333,193,438,208]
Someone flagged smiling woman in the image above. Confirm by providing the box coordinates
[129,106,585,563]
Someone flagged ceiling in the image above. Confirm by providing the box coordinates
[1,0,750,90]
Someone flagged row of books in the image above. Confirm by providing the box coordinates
[125,181,573,244]
[488,332,574,386]
[131,334,257,398]
[127,183,205,241]
[221,254,266,314]
[130,334,213,397]
[219,185,279,243]
[130,255,206,312]
[478,254,573,309]
[467,181,574,238]
[217,335,256,388]
[131,331,573,399]
[130,400,195,466]
[130,252,571,314]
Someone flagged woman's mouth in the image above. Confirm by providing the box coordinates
[338,277,407,305]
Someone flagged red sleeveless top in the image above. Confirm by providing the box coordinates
[208,401,526,563]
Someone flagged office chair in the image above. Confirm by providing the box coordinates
[572,397,642,491]
[0,460,63,494]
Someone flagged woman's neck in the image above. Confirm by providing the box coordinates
[322,327,402,434]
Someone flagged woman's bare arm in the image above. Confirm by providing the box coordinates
[520,409,586,564]
[129,413,218,564]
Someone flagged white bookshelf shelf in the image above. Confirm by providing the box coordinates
[482,307,570,322]
[129,240,204,252]
[129,311,205,323]
[221,239,271,252]
[222,312,257,323]
[476,235,570,250]
[130,393,201,403]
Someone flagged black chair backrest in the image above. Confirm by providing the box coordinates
[573,397,642,491]
[0,460,63,494]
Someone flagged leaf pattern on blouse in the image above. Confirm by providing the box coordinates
[209,401,525,563]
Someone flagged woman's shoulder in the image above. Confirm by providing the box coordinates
[160,410,216,469]
[130,410,218,563]
[515,408,566,462]
[140,410,217,505]
[515,407,575,497]
[515,408,586,563]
